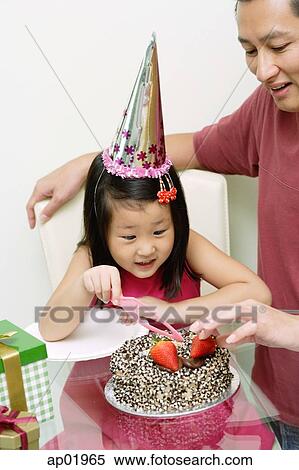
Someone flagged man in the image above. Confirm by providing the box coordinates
[26,0,299,449]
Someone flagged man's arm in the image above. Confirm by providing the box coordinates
[165,133,203,170]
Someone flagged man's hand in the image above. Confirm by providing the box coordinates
[190,299,299,352]
[26,152,98,229]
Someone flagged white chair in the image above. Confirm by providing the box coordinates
[35,169,230,296]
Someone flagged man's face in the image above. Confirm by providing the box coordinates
[237,0,299,112]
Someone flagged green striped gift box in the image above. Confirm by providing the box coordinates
[0,320,54,423]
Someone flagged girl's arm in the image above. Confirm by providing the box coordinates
[141,230,271,324]
[39,245,93,341]
[174,230,272,323]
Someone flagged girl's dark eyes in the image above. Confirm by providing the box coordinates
[120,230,166,240]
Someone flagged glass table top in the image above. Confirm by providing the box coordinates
[39,347,280,450]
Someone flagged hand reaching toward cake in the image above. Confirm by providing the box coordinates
[83,265,122,304]
[189,299,299,352]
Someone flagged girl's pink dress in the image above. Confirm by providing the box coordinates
[42,268,275,450]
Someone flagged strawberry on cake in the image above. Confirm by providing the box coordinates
[109,330,234,414]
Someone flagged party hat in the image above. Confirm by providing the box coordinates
[102,33,172,180]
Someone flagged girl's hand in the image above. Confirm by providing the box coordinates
[138,296,169,323]
[82,265,122,304]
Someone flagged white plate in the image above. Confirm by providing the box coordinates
[105,366,240,418]
[26,308,148,362]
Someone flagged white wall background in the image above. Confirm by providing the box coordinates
[0,0,258,328]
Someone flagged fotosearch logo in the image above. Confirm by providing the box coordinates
[34,304,261,325]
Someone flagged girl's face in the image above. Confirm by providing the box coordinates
[107,199,175,278]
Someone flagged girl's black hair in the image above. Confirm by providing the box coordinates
[78,153,197,299]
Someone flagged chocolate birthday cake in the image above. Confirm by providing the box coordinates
[109,330,234,414]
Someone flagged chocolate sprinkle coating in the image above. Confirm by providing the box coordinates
[110,330,233,413]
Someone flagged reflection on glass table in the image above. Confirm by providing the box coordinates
[40,351,279,450]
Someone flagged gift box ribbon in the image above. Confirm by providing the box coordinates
[0,331,28,411]
[0,405,36,449]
